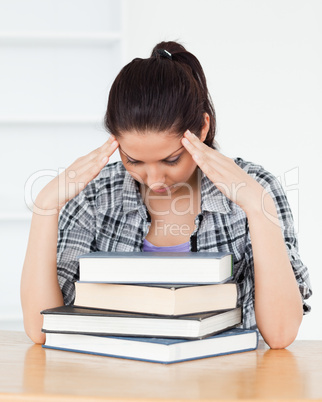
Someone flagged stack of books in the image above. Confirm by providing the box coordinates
[41,252,258,363]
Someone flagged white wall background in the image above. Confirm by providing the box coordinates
[0,0,321,340]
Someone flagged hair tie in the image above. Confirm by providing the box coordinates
[154,49,172,60]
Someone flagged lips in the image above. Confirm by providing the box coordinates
[152,187,170,193]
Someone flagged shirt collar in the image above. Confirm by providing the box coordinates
[122,169,149,218]
[200,171,233,214]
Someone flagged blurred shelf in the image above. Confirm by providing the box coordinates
[0,32,122,46]
[0,214,32,222]
[0,116,103,126]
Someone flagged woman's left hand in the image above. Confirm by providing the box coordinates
[182,130,266,214]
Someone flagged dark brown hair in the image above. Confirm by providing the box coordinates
[104,41,216,148]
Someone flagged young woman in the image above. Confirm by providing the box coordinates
[21,41,312,346]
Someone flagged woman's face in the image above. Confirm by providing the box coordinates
[117,131,198,196]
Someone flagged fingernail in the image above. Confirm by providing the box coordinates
[101,156,108,164]
[185,130,193,136]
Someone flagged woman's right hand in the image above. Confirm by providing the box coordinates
[34,135,119,215]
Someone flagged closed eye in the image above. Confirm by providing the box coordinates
[125,158,140,166]
[164,155,181,165]
[125,155,181,166]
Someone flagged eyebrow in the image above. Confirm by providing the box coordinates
[119,145,184,162]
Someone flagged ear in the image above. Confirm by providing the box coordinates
[200,113,210,143]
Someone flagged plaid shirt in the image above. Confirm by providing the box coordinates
[57,158,312,329]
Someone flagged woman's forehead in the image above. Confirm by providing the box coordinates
[117,131,183,161]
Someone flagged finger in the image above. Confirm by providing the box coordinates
[182,135,208,162]
[103,134,118,148]
[183,130,209,151]
[66,156,108,189]
[69,139,118,178]
[79,142,118,175]
[86,137,119,164]
[181,133,221,178]
[181,136,211,174]
[97,135,118,153]
[181,135,197,156]
[108,133,116,142]
[182,131,226,165]
[105,138,119,157]
[182,131,217,163]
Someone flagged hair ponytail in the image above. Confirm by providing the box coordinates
[105,41,217,148]
[151,41,216,147]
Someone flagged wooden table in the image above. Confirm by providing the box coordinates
[1,331,322,401]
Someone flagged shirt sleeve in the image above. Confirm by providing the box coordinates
[57,182,97,305]
[254,166,312,314]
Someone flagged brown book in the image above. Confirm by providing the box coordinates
[74,282,238,316]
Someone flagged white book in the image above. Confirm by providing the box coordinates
[41,306,242,339]
[78,251,233,284]
[43,328,258,364]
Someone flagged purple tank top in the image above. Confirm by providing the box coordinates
[143,238,190,252]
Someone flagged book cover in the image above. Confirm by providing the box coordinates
[43,328,258,364]
[41,305,242,339]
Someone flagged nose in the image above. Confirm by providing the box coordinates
[145,165,165,188]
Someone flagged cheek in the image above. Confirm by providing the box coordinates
[126,168,147,185]
[120,157,146,183]
[167,161,197,184]
[179,158,197,177]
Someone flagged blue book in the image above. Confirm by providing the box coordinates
[43,328,258,364]
[78,251,233,284]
